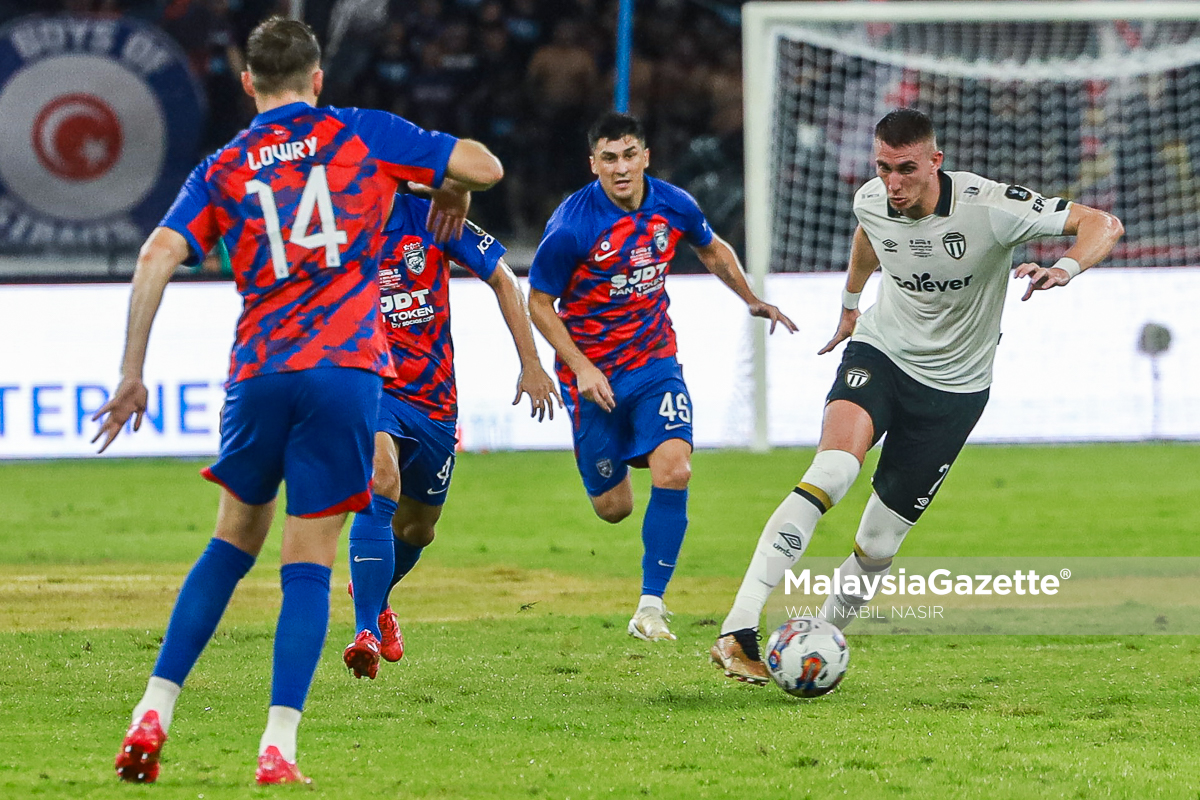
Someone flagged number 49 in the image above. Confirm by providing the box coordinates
[245,165,348,279]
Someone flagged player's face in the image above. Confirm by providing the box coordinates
[590,136,650,210]
[875,138,943,218]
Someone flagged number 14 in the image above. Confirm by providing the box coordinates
[245,165,348,279]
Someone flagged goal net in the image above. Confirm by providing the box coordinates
[744,2,1200,274]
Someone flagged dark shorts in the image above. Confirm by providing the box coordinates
[562,356,693,497]
[377,391,458,507]
[826,342,989,524]
[202,367,382,518]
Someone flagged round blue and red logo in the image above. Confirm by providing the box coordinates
[0,15,205,251]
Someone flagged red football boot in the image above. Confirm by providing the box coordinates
[255,745,310,785]
[114,710,167,783]
[343,630,381,679]
[377,606,405,662]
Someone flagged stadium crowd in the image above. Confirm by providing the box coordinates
[12,0,747,254]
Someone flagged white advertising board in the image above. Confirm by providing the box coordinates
[1,268,1197,459]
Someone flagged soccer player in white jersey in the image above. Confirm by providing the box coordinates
[711,108,1124,684]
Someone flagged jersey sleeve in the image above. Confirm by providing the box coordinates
[528,221,582,298]
[350,108,458,189]
[447,219,505,280]
[159,158,219,266]
[676,189,715,247]
[987,183,1071,248]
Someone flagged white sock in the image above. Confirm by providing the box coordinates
[721,492,820,634]
[818,552,891,631]
[638,594,664,612]
[721,451,861,635]
[260,705,302,762]
[259,705,302,762]
[131,676,181,733]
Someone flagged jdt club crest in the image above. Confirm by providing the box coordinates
[652,222,669,254]
[403,241,426,275]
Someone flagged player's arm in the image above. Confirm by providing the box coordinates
[485,260,563,421]
[92,227,190,452]
[1015,203,1123,301]
[691,233,797,334]
[412,141,503,242]
[819,225,880,355]
[527,289,615,412]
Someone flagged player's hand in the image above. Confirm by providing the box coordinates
[513,365,563,422]
[818,308,860,354]
[91,378,148,453]
[748,301,798,334]
[576,364,616,412]
[1015,261,1070,301]
[409,181,470,243]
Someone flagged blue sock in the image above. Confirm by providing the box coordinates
[349,496,397,637]
[153,537,256,685]
[387,537,424,607]
[271,562,331,711]
[640,487,689,597]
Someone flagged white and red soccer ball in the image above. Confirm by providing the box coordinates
[765,617,849,698]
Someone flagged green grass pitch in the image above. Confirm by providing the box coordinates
[2,444,1199,798]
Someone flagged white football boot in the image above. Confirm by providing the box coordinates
[628,605,677,641]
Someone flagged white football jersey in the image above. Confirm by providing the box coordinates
[852,170,1071,392]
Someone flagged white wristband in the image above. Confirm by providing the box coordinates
[1052,257,1081,281]
[842,288,861,310]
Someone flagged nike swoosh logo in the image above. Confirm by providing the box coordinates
[664,422,688,430]
[594,248,619,261]
[657,560,676,568]
[352,556,383,562]
[426,486,449,495]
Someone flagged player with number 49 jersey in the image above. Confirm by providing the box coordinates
[527,112,795,644]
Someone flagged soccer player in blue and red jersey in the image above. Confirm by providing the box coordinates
[342,189,560,678]
[527,112,796,641]
[92,17,501,784]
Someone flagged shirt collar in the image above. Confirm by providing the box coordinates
[250,101,313,128]
[887,170,954,219]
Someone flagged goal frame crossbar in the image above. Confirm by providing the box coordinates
[741,1,1200,451]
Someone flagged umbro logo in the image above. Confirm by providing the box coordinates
[779,531,805,550]
[882,239,898,253]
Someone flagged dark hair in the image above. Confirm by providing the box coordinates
[246,16,321,96]
[587,111,646,151]
[874,109,936,148]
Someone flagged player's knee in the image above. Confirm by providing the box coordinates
[593,499,633,524]
[800,449,862,510]
[397,521,436,548]
[653,460,691,490]
[371,467,401,503]
[854,493,913,561]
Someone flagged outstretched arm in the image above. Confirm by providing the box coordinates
[691,233,797,334]
[527,288,615,412]
[92,227,190,452]
[1015,203,1123,301]
[485,260,562,421]
[819,225,879,355]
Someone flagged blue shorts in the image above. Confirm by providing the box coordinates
[562,356,693,496]
[377,391,458,507]
[202,367,382,518]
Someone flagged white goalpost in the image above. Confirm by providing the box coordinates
[742,1,1200,450]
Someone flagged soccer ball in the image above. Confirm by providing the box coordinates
[765,617,849,698]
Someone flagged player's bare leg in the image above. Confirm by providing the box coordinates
[118,491,272,782]
[714,402,871,683]
[589,476,633,523]
[256,512,345,784]
[628,438,692,642]
[346,433,401,676]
